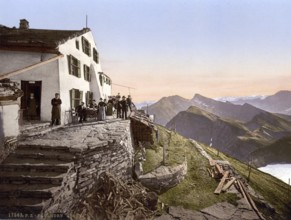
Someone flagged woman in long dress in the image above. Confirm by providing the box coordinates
[97,98,106,121]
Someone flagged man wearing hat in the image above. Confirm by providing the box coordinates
[120,96,128,119]
[126,95,132,112]
[76,102,87,123]
[51,93,62,125]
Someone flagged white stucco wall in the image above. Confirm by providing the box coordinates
[0,102,20,139]
[0,30,112,125]
[58,31,112,122]
[0,50,60,122]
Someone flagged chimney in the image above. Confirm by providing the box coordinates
[19,19,29,29]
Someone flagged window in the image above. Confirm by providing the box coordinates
[82,36,91,56]
[86,91,93,107]
[83,65,91,82]
[70,89,83,109]
[93,48,99,64]
[99,73,103,86]
[67,55,81,77]
[76,40,79,49]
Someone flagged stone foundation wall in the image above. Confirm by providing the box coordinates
[0,137,18,164]
[139,161,187,193]
[43,121,134,216]
[130,112,156,145]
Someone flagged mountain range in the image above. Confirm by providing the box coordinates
[143,90,291,126]
[166,106,291,166]
[219,90,291,115]
[143,90,291,167]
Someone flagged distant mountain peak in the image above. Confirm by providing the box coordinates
[273,90,291,97]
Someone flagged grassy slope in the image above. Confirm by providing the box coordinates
[143,125,291,219]
[143,125,238,210]
[204,144,291,219]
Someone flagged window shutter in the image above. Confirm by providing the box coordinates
[89,42,91,57]
[83,65,86,80]
[99,75,103,86]
[80,90,83,104]
[88,71,91,82]
[86,91,89,106]
[81,36,85,52]
[67,55,71,75]
[70,89,75,109]
[77,60,81,78]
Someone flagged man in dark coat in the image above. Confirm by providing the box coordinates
[120,96,128,120]
[76,102,87,123]
[51,93,62,125]
[115,97,122,118]
[126,95,132,112]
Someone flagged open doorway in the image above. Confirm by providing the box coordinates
[21,81,42,121]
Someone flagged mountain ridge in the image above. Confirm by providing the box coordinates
[166,105,291,165]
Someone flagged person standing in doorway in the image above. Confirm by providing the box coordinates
[51,93,62,125]
[27,93,37,120]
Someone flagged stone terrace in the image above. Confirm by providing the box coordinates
[0,119,133,218]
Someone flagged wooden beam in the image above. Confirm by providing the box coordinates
[238,180,266,220]
[215,164,224,176]
[0,54,64,80]
[214,171,229,194]
[222,177,236,192]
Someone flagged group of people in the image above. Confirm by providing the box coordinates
[87,93,133,122]
[50,92,133,126]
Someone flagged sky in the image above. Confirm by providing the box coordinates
[1,0,291,102]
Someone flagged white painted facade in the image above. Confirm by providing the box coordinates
[0,101,20,142]
[0,30,112,124]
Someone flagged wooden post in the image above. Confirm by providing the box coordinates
[289,178,290,198]
[247,156,252,182]
[247,165,252,182]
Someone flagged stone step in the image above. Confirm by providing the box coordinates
[0,198,46,207]
[0,190,52,199]
[6,152,75,163]
[18,144,73,154]
[20,122,51,133]
[2,156,72,165]
[0,164,70,174]
[0,205,43,216]
[0,171,65,178]
[0,183,59,191]
[0,175,64,185]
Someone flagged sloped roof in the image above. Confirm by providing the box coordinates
[0,26,90,53]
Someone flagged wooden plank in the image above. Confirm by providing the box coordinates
[214,171,229,194]
[238,180,266,220]
[207,168,214,178]
[222,177,236,192]
[237,180,252,209]
[215,164,224,175]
